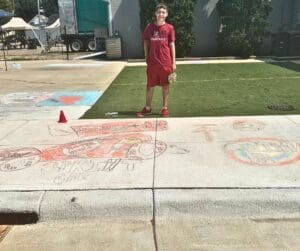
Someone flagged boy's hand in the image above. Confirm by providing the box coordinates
[172,62,176,72]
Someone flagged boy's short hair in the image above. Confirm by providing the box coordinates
[156,3,168,12]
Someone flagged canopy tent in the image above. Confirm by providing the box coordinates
[29,14,48,27]
[1,17,44,52]
[45,18,60,30]
[1,17,37,31]
[44,18,61,44]
[0,9,14,71]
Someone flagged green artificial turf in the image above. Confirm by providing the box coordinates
[81,62,300,119]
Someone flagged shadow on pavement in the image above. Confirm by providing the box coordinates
[0,212,38,225]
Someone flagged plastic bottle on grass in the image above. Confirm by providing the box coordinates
[105,112,118,117]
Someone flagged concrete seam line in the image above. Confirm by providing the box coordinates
[0,187,300,193]
[0,78,57,85]
[37,191,46,219]
[0,120,28,142]
[151,119,158,251]
[285,116,298,125]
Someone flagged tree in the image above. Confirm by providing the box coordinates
[14,0,36,22]
[14,0,58,22]
[139,0,197,57]
[42,0,58,17]
[217,0,272,58]
[0,0,12,11]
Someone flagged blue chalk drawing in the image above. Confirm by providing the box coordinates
[37,91,102,106]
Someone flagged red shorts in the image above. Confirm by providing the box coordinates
[147,65,172,87]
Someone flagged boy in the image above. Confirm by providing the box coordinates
[137,3,176,117]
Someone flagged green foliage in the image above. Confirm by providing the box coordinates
[217,0,272,58]
[15,0,36,22]
[0,0,12,10]
[139,0,197,57]
[41,0,58,17]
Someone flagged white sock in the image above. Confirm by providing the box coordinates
[145,106,151,111]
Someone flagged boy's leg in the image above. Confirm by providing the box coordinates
[162,85,169,108]
[161,85,170,117]
[137,86,154,117]
[146,86,155,107]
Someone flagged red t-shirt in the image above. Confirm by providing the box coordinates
[143,22,175,67]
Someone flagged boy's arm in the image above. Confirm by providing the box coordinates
[170,42,176,71]
[144,40,150,61]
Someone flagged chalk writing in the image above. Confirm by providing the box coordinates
[0,148,41,172]
[51,158,138,185]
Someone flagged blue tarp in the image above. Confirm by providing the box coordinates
[0,9,14,18]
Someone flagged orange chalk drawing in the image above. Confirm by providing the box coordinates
[59,96,82,105]
[194,124,217,142]
[71,120,168,137]
[0,121,169,172]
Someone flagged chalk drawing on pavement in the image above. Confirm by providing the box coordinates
[194,124,218,142]
[224,138,300,166]
[37,91,102,106]
[0,92,52,105]
[168,144,190,154]
[233,119,266,131]
[48,125,76,137]
[0,121,168,172]
[71,120,168,137]
[0,147,41,172]
[50,158,138,185]
[0,120,190,185]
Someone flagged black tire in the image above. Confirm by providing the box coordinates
[70,39,84,52]
[87,39,96,52]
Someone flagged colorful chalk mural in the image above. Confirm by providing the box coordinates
[37,91,102,106]
[0,121,170,174]
[0,91,102,107]
[224,138,300,166]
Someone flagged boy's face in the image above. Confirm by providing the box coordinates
[155,8,168,22]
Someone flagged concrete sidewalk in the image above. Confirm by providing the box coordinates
[0,116,299,221]
[1,218,300,250]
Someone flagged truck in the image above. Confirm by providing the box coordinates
[58,0,110,52]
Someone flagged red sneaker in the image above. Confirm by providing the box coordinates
[161,107,169,117]
[136,107,152,117]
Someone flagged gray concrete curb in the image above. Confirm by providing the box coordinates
[1,188,300,223]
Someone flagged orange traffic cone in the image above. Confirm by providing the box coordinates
[58,110,67,123]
